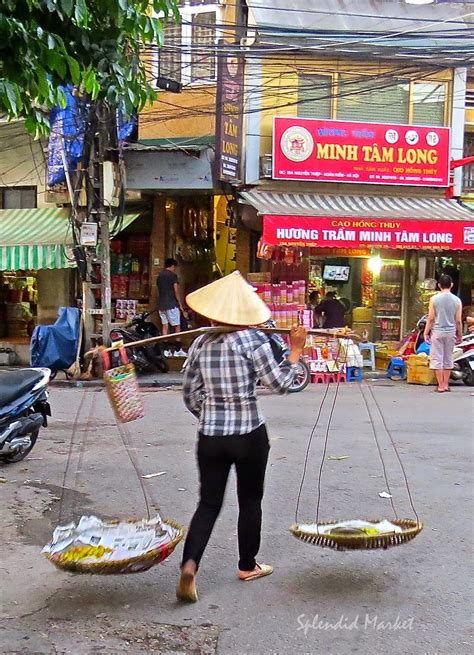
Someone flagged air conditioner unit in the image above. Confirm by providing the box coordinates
[260,154,272,178]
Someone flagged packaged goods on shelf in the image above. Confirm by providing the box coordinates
[115,300,138,320]
[111,275,129,300]
[353,307,373,323]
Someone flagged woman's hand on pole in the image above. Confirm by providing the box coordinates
[288,326,307,364]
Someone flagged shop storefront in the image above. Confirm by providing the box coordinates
[124,143,219,320]
[241,191,474,341]
[0,208,75,360]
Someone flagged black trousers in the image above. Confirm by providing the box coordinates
[182,424,270,572]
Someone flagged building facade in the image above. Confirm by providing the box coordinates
[216,0,474,339]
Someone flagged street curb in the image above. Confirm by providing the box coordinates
[50,377,184,389]
[50,369,389,389]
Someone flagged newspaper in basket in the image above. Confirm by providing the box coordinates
[43,515,184,574]
[102,348,144,423]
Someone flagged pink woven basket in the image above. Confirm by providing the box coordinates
[102,349,144,423]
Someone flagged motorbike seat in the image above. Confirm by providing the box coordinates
[0,369,45,406]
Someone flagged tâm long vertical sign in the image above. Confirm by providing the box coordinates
[216,46,244,183]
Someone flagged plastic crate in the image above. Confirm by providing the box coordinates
[407,354,436,385]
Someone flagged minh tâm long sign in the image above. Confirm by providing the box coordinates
[272,117,451,187]
[263,216,474,250]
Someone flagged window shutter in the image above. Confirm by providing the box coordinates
[191,12,216,82]
[158,23,182,82]
[297,75,332,119]
[337,76,409,124]
[412,83,445,126]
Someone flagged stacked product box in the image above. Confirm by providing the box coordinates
[254,280,307,328]
[115,300,138,320]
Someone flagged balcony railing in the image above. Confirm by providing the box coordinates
[462,163,474,193]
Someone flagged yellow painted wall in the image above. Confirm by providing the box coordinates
[258,57,454,156]
[214,196,236,276]
[0,122,48,207]
[140,3,238,141]
[140,86,216,140]
[466,80,474,128]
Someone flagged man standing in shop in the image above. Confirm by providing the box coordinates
[157,258,187,349]
[423,274,462,393]
[314,291,346,329]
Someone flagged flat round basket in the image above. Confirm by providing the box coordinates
[290,518,423,551]
[44,519,184,575]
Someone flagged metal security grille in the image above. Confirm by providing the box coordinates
[297,75,333,119]
[337,75,409,124]
[412,83,446,126]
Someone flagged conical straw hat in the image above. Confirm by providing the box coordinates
[185,271,271,326]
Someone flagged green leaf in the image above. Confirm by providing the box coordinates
[127,87,136,105]
[90,79,100,101]
[74,0,88,25]
[3,81,18,114]
[68,56,80,85]
[60,0,73,16]
[47,49,67,78]
[83,68,96,94]
[24,115,38,135]
[56,86,68,109]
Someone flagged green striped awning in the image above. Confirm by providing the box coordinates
[0,208,72,271]
[0,208,140,271]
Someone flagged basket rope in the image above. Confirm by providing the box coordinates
[58,391,90,524]
[294,337,420,535]
[365,383,420,524]
[359,382,398,519]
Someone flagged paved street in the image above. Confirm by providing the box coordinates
[0,382,472,655]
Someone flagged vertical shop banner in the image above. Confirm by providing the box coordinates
[216,46,244,183]
[273,117,450,187]
[262,215,474,251]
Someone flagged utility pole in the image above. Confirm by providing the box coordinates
[98,102,112,343]
[87,101,113,345]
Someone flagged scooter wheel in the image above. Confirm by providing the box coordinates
[462,368,474,386]
[0,430,39,464]
[288,361,311,393]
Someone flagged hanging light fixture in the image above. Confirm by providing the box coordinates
[405,0,435,5]
[368,254,383,276]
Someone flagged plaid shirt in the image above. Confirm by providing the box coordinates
[183,329,297,436]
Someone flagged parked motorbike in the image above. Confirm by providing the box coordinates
[413,315,474,386]
[0,368,51,463]
[451,333,474,386]
[110,311,169,374]
[263,322,311,393]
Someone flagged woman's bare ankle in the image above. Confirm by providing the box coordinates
[181,560,197,576]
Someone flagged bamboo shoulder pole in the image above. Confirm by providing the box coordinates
[88,326,361,357]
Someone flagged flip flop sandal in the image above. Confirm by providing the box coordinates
[434,388,445,393]
[239,563,273,582]
[176,572,198,603]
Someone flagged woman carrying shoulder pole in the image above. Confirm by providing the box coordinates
[177,271,307,602]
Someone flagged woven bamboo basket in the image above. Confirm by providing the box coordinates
[290,518,423,551]
[102,349,144,423]
[44,518,184,575]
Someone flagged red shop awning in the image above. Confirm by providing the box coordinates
[240,191,474,251]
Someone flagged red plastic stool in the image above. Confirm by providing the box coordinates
[324,373,338,384]
[311,372,327,384]
[336,371,347,383]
